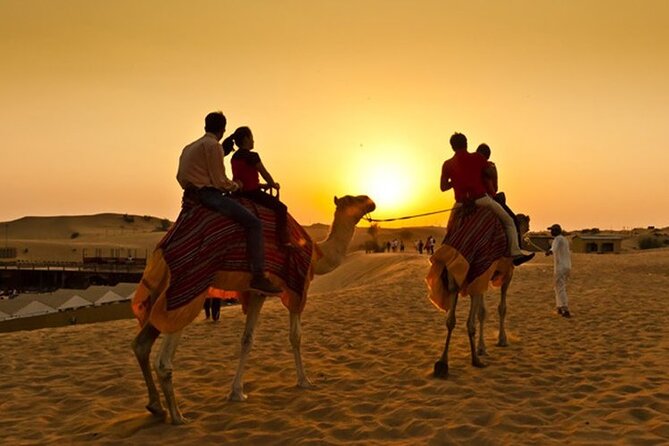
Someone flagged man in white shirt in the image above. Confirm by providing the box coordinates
[177,111,281,295]
[546,223,572,318]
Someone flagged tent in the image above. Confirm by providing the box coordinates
[95,290,126,305]
[13,301,57,317]
[111,283,137,300]
[0,310,10,321]
[58,295,93,311]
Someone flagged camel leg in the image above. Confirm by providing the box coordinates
[477,297,488,356]
[468,294,486,368]
[497,279,510,347]
[131,323,165,418]
[434,292,458,378]
[290,312,314,389]
[229,293,266,402]
[155,330,187,425]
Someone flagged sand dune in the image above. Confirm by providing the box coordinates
[1,249,668,444]
[0,213,448,262]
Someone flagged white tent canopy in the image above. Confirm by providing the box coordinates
[0,310,10,321]
[95,291,126,305]
[13,301,56,317]
[58,295,93,311]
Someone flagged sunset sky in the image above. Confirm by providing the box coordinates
[1,0,668,231]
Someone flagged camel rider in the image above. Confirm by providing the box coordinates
[476,143,523,245]
[176,111,282,295]
[440,132,535,266]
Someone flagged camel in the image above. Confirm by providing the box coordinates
[425,206,531,378]
[131,194,375,424]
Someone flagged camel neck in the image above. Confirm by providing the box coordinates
[314,210,357,275]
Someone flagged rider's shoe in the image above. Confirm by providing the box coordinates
[512,252,535,266]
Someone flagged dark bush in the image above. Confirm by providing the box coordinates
[123,214,135,223]
[70,232,80,239]
[638,237,663,250]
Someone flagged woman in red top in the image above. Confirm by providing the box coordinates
[224,127,291,247]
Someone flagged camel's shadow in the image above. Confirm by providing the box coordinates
[91,412,172,441]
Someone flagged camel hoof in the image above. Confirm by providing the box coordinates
[496,339,508,347]
[228,390,248,402]
[433,361,449,379]
[170,413,190,425]
[146,402,167,419]
[297,378,316,389]
[472,359,487,368]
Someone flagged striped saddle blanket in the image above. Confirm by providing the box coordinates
[158,194,314,311]
[443,205,508,284]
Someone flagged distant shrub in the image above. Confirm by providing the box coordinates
[23,248,29,253]
[399,229,414,241]
[123,214,135,223]
[70,232,80,239]
[362,240,385,253]
[638,237,663,250]
[159,218,171,231]
[143,215,151,221]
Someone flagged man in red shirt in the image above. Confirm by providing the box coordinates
[441,133,534,266]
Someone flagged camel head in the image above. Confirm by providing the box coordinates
[333,195,376,222]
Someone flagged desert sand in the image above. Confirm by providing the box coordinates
[1,247,668,445]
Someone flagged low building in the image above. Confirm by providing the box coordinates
[571,234,623,254]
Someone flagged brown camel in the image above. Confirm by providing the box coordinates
[426,207,531,378]
[131,195,375,424]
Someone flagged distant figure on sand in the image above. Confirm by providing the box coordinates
[546,223,572,318]
[440,132,534,266]
[176,112,281,295]
[203,298,221,321]
[225,127,292,247]
[476,143,523,245]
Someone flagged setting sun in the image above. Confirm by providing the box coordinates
[344,140,429,221]
[360,162,411,213]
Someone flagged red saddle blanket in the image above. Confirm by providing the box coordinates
[132,195,316,333]
[426,205,512,311]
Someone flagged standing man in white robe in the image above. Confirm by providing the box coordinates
[546,224,572,318]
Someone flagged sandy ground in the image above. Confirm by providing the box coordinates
[1,249,668,445]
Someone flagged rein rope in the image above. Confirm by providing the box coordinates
[522,234,547,252]
[364,207,454,223]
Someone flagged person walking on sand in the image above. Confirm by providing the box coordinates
[225,126,292,247]
[176,112,282,295]
[546,223,572,318]
[440,132,534,266]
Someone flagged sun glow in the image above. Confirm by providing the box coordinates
[363,163,412,212]
[349,144,418,218]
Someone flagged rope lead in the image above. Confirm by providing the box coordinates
[364,207,454,223]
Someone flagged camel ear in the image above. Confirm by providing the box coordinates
[334,196,339,205]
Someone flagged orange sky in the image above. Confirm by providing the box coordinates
[1,1,668,231]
